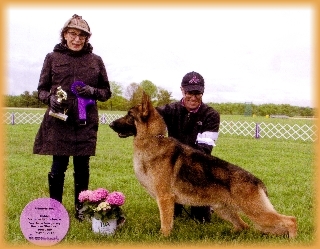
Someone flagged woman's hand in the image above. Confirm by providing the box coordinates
[50,95,62,113]
[77,85,95,98]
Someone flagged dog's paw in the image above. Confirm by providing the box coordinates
[160,228,172,237]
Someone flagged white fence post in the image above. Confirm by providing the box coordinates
[11,113,15,125]
[255,123,260,139]
[100,114,106,124]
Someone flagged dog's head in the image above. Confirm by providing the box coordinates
[109,108,137,138]
[109,92,153,138]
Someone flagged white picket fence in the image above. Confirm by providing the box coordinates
[3,112,318,142]
[3,112,122,125]
[219,120,317,141]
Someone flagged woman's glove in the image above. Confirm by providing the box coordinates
[50,95,62,113]
[77,85,95,98]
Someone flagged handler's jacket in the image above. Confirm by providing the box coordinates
[156,100,220,155]
[33,43,111,156]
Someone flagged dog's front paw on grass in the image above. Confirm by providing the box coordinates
[160,228,172,237]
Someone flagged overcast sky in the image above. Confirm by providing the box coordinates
[6,5,314,107]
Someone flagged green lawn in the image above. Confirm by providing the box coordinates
[4,122,316,247]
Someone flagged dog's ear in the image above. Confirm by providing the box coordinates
[141,91,151,118]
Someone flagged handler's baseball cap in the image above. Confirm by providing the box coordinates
[181,71,205,93]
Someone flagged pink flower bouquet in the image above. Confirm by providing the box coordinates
[78,188,125,222]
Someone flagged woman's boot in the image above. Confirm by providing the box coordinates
[74,172,89,221]
[48,172,65,203]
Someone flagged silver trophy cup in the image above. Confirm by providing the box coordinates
[49,86,68,121]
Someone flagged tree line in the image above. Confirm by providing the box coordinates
[4,80,315,117]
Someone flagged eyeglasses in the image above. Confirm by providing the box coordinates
[184,90,203,99]
[67,31,87,40]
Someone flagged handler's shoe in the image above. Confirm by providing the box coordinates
[191,206,211,223]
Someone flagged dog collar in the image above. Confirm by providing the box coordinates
[135,134,165,140]
[155,134,165,138]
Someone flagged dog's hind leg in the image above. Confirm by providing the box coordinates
[247,211,297,238]
[213,204,250,232]
[240,189,297,238]
[156,194,175,236]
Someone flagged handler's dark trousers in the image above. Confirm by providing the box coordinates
[48,155,90,218]
[174,203,211,223]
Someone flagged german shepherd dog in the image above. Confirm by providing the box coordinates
[109,92,297,238]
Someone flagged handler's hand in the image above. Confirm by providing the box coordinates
[50,95,61,113]
[77,85,95,97]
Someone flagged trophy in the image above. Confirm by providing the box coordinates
[49,86,68,121]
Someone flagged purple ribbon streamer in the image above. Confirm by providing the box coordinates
[71,81,95,122]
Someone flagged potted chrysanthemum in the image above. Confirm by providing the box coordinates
[78,188,125,235]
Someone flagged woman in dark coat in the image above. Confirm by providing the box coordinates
[33,14,112,220]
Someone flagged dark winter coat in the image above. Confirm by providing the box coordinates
[33,43,111,156]
[156,101,220,155]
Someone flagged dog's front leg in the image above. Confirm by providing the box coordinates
[156,194,175,236]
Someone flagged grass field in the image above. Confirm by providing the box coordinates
[3,115,316,247]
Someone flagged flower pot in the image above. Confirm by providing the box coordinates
[91,217,117,235]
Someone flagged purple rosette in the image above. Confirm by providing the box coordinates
[71,81,95,124]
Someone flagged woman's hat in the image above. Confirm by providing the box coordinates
[63,14,91,35]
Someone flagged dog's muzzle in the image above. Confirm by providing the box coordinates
[109,121,136,138]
